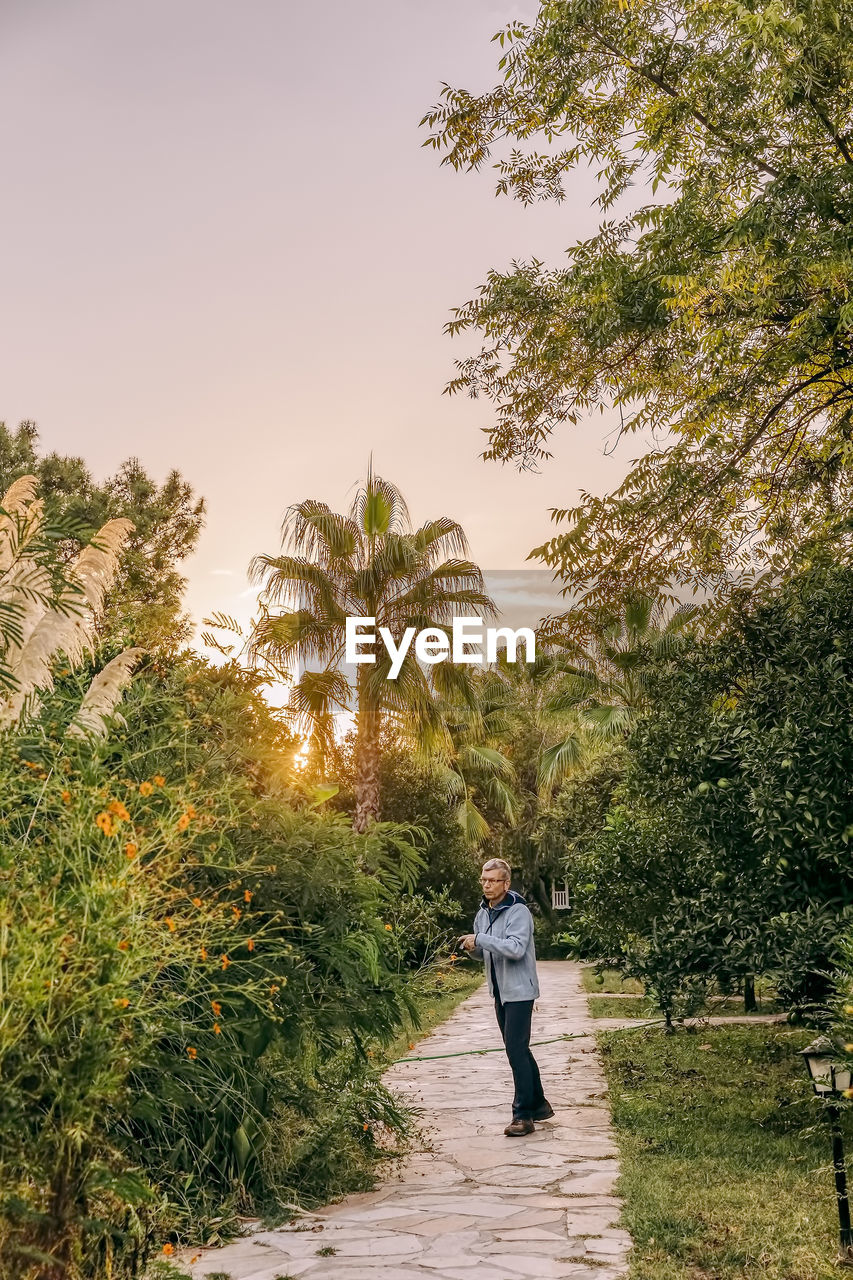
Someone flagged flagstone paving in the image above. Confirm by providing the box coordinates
[181,961,631,1280]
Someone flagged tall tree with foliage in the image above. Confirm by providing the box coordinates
[247,468,493,831]
[0,421,204,648]
[570,560,853,1019]
[424,0,853,605]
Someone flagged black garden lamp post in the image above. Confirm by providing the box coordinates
[801,1037,853,1266]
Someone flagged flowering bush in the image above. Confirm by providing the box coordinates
[0,657,423,1279]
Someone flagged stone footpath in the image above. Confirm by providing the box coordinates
[182,960,631,1280]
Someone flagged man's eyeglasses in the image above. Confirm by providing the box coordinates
[480,877,507,885]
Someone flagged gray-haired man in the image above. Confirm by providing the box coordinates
[459,858,553,1136]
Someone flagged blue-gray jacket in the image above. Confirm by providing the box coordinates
[472,890,540,1002]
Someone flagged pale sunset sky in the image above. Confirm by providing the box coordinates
[2,0,641,640]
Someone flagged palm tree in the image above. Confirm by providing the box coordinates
[484,649,593,912]
[549,593,698,738]
[433,667,518,847]
[247,467,494,831]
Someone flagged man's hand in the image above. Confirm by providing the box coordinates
[458,934,477,952]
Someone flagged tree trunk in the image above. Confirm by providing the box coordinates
[532,875,554,922]
[743,974,757,1013]
[353,677,380,833]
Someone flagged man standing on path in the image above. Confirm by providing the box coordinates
[459,858,554,1136]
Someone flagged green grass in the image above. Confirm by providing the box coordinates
[581,965,645,994]
[599,1022,852,1280]
[589,995,780,1020]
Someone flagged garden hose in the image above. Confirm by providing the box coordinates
[391,1020,667,1064]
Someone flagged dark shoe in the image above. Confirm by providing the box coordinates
[532,1102,555,1121]
[504,1118,535,1137]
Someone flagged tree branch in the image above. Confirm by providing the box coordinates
[589,28,780,181]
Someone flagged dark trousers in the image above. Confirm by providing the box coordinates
[494,995,547,1120]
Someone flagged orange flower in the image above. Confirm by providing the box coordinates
[363,1122,369,1131]
[95,812,115,836]
[61,790,71,805]
[165,917,176,932]
[115,998,130,1009]
[200,947,208,961]
[176,813,190,832]
[117,939,129,951]
[213,1022,221,1035]
[231,906,241,922]
[108,800,130,821]
[384,924,392,931]
[244,889,253,903]
[269,983,280,994]
[211,1000,222,1017]
[186,1046,197,1060]
[408,1043,415,1050]
[186,803,198,819]
[450,953,458,961]
[162,1243,174,1256]
[153,775,166,787]
[220,954,231,970]
[192,897,202,907]
[139,781,153,797]
[247,938,255,952]
[124,842,138,859]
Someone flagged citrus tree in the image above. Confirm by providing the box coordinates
[570,560,853,1020]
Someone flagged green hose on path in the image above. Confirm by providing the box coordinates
[391,1020,666,1065]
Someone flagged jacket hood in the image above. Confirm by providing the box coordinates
[479,888,526,912]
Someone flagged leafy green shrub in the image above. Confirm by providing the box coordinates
[332,740,481,927]
[384,888,463,972]
[765,904,852,1025]
[566,562,853,1023]
[0,730,268,1277]
[0,656,425,1278]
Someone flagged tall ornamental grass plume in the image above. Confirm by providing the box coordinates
[0,475,139,728]
[0,655,425,1279]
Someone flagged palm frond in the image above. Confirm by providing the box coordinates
[247,610,342,669]
[457,743,515,780]
[583,703,636,738]
[350,466,410,538]
[537,734,583,794]
[483,776,519,825]
[623,593,655,639]
[457,797,490,847]
[284,668,351,759]
[282,500,360,563]
[411,517,470,562]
